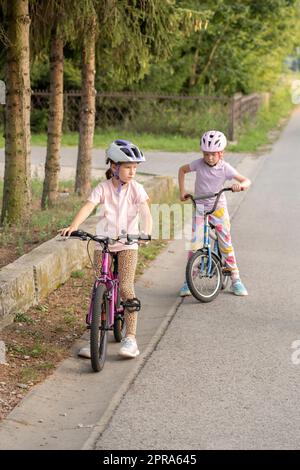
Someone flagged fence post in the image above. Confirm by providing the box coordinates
[63,93,69,133]
[228,93,242,142]
[261,92,270,110]
[0,80,6,139]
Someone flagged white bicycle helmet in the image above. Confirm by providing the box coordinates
[106,139,146,163]
[200,130,227,152]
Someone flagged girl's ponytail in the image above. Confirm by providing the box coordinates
[105,158,113,180]
[105,168,113,180]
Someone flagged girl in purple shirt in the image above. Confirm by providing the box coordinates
[178,130,251,297]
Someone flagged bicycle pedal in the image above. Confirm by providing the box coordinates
[222,269,232,276]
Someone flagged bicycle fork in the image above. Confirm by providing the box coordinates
[203,215,213,275]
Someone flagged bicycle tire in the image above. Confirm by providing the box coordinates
[113,314,125,342]
[186,250,222,302]
[90,284,108,372]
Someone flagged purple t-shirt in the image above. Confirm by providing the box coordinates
[189,158,238,210]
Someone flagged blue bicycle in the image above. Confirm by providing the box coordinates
[186,188,233,302]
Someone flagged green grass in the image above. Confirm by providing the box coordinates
[0,130,199,152]
[63,312,77,325]
[0,179,86,257]
[14,312,34,324]
[9,342,46,358]
[20,362,55,382]
[71,270,85,279]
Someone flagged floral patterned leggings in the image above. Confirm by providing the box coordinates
[94,249,138,336]
[189,205,239,280]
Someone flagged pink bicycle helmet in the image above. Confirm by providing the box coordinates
[200,130,227,152]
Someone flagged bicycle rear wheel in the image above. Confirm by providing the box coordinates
[90,284,108,372]
[186,250,222,302]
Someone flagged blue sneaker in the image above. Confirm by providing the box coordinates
[179,281,191,297]
[231,279,248,296]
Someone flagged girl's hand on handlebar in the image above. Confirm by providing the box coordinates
[59,225,78,237]
[180,193,190,202]
[138,233,151,246]
[231,183,243,192]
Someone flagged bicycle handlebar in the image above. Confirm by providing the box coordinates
[185,187,234,215]
[66,230,151,245]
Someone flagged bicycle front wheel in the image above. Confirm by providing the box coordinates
[90,284,109,372]
[186,250,222,302]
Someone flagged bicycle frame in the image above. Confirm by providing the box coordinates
[86,247,123,329]
[66,229,151,371]
[191,188,232,277]
[196,209,216,277]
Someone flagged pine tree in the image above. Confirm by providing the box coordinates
[1,0,31,225]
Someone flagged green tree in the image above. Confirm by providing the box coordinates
[30,1,97,208]
[74,0,209,197]
[30,1,70,209]
[75,3,97,198]
[137,0,300,96]
[1,0,31,225]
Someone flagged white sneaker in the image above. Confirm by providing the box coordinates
[119,337,140,358]
[78,342,90,358]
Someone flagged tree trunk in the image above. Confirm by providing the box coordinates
[1,0,31,225]
[188,47,199,88]
[75,16,96,197]
[41,28,63,209]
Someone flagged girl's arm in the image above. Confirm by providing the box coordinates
[232,173,251,192]
[178,164,192,201]
[60,201,97,236]
[139,201,152,235]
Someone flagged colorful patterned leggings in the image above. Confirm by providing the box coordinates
[94,249,138,336]
[189,205,239,280]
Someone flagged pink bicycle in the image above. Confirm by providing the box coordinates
[69,230,150,372]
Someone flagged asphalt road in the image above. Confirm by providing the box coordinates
[0,145,246,192]
[94,107,300,450]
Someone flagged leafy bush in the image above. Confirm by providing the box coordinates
[31,108,48,133]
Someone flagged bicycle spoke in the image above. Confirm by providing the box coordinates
[187,251,222,302]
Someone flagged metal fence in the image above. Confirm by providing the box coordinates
[1,90,266,141]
